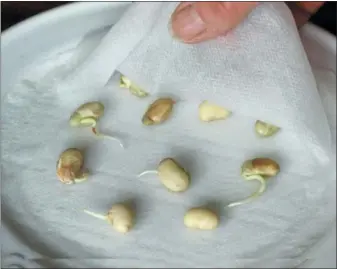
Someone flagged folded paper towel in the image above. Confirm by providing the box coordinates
[59,2,332,175]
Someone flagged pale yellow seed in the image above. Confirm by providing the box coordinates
[107,203,134,234]
[198,101,231,122]
[255,120,280,137]
[157,158,190,192]
[184,207,219,230]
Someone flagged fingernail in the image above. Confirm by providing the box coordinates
[170,5,206,42]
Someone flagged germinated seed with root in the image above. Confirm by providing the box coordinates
[120,75,149,98]
[227,158,280,208]
[69,101,104,127]
[142,98,175,125]
[69,101,123,148]
[242,158,280,178]
[255,120,280,137]
[158,158,190,192]
[138,158,190,192]
[184,207,219,230]
[198,101,231,122]
[84,203,134,234]
[56,148,89,185]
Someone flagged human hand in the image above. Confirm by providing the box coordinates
[170,2,324,44]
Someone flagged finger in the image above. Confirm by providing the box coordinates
[174,2,193,13]
[171,2,257,43]
[286,1,324,26]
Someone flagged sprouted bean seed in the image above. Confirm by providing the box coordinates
[255,120,280,137]
[120,75,149,98]
[198,101,231,122]
[69,101,104,127]
[227,158,280,208]
[56,148,89,184]
[142,98,175,125]
[158,158,190,192]
[138,158,190,192]
[84,203,134,234]
[184,207,219,230]
[69,101,123,148]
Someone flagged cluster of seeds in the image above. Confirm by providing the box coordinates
[56,75,281,233]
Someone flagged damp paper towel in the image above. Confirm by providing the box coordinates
[1,2,336,268]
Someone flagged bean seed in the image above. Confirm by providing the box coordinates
[184,207,219,230]
[56,148,88,184]
[198,101,231,122]
[142,98,175,125]
[84,203,134,234]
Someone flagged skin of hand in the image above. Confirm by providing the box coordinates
[170,1,324,44]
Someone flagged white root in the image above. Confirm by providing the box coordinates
[227,175,266,208]
[137,170,158,178]
[92,127,124,149]
[84,210,107,221]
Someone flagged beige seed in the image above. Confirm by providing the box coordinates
[84,203,134,234]
[198,101,231,122]
[184,207,219,230]
[107,203,134,233]
[157,158,190,192]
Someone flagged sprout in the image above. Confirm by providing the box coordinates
[69,101,123,148]
[184,207,219,230]
[255,120,280,137]
[84,203,134,234]
[142,98,175,125]
[120,75,149,98]
[198,101,231,122]
[227,158,280,208]
[138,158,190,192]
[56,148,89,184]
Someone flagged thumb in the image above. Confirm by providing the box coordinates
[171,2,258,43]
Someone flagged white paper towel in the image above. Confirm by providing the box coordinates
[57,2,332,174]
[1,2,336,268]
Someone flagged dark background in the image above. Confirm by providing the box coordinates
[1,1,336,35]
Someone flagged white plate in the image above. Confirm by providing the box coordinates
[1,2,336,268]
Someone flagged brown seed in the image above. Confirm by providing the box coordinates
[142,98,175,125]
[227,158,280,208]
[241,158,280,178]
[56,148,88,184]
